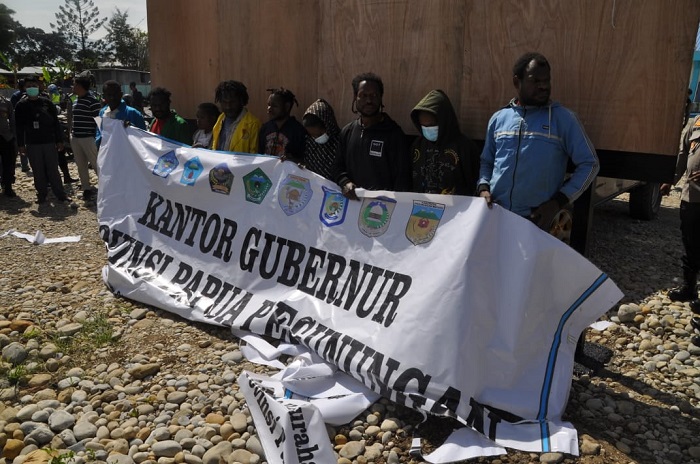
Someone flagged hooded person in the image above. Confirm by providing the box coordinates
[410,89,479,195]
[302,99,340,180]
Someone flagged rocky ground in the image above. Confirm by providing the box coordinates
[0,164,699,464]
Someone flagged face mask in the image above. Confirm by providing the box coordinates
[26,87,40,97]
[421,125,439,142]
[314,133,330,145]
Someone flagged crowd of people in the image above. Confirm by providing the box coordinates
[1,52,698,332]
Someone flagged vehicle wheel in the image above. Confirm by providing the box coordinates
[629,182,661,220]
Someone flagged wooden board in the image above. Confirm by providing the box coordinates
[147,0,700,157]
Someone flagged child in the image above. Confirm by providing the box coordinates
[193,102,220,149]
[258,88,306,160]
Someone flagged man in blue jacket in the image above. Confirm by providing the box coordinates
[96,80,146,148]
[477,52,599,230]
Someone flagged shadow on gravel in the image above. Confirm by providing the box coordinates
[0,196,32,214]
[588,199,682,303]
[570,197,700,463]
[569,368,700,464]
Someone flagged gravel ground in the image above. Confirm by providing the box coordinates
[0,163,699,464]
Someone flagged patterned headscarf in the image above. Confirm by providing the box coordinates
[303,99,340,180]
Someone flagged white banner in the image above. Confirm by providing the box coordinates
[97,120,622,455]
[238,371,337,464]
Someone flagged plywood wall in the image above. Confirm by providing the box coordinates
[147,0,700,156]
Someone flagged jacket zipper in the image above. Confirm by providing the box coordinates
[509,109,525,211]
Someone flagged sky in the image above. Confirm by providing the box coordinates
[4,0,147,37]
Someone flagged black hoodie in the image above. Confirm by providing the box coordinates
[333,113,410,191]
[410,89,479,195]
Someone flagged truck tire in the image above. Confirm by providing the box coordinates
[629,182,661,220]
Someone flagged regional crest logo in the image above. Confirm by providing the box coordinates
[153,150,178,178]
[358,196,396,237]
[319,186,348,227]
[243,168,272,204]
[180,156,203,186]
[278,174,313,216]
[405,200,445,245]
[209,163,234,195]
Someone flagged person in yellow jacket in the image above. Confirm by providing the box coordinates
[211,80,261,153]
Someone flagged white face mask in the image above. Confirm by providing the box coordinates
[314,133,330,145]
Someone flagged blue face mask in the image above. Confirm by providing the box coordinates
[421,125,439,142]
[26,87,40,97]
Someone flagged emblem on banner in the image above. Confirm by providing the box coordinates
[152,150,178,178]
[405,200,445,245]
[278,174,313,216]
[319,186,348,227]
[179,156,203,186]
[358,196,396,237]
[243,168,272,204]
[209,163,234,195]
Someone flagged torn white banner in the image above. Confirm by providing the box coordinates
[239,336,380,426]
[1,229,81,244]
[239,370,337,464]
[98,119,624,458]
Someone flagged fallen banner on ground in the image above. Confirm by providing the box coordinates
[97,119,622,457]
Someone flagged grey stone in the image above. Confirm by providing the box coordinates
[107,455,135,464]
[57,376,81,389]
[49,410,76,432]
[380,418,400,432]
[128,363,161,380]
[339,441,365,459]
[231,412,248,433]
[539,452,564,463]
[130,308,149,320]
[25,426,55,445]
[202,441,232,464]
[221,351,243,364]
[57,323,83,336]
[73,421,98,440]
[245,436,264,457]
[2,342,28,364]
[16,404,39,422]
[229,449,253,464]
[151,440,182,458]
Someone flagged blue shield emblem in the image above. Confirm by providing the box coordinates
[319,186,348,227]
[180,156,203,186]
[153,150,178,178]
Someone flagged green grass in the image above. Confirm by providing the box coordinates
[48,312,115,356]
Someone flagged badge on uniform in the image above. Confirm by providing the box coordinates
[180,156,203,186]
[243,167,272,204]
[209,163,234,195]
[405,200,445,245]
[153,150,179,178]
[278,174,312,216]
[358,196,396,237]
[319,186,348,227]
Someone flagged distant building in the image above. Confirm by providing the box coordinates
[89,68,151,97]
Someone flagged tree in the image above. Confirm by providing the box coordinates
[50,0,108,69]
[0,3,17,55]
[104,8,149,71]
[7,26,73,69]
